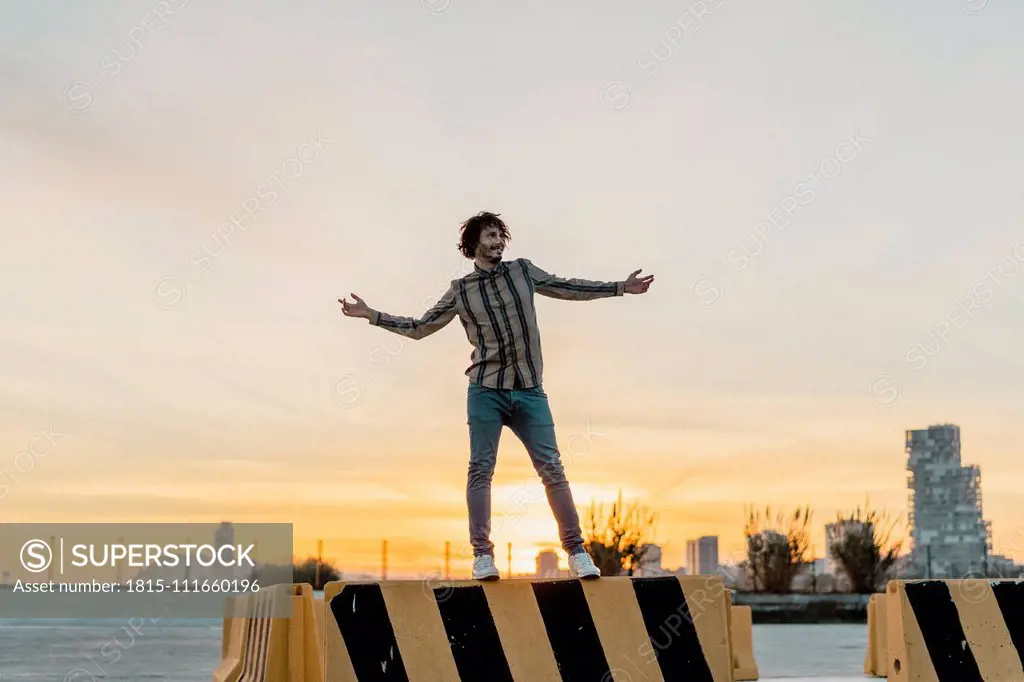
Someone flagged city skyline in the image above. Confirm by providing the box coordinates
[278,418,1021,580]
[2,2,1023,580]
[277,416,1023,579]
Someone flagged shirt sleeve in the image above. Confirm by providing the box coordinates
[521,259,625,300]
[369,283,459,339]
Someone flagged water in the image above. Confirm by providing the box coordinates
[0,620,868,680]
[0,618,223,681]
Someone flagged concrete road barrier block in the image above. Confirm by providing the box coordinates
[863,592,890,678]
[213,583,324,682]
[323,575,734,681]
[730,605,759,680]
[886,578,1024,682]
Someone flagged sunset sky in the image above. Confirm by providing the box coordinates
[2,1,1023,578]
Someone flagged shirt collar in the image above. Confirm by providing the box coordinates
[474,260,506,276]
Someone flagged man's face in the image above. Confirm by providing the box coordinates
[476,226,505,263]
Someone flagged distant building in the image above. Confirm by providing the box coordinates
[717,563,749,591]
[906,424,992,577]
[535,550,560,578]
[211,521,251,579]
[686,536,719,575]
[636,544,665,576]
[215,522,234,550]
[986,554,1022,579]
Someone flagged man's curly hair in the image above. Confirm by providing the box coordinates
[457,211,511,259]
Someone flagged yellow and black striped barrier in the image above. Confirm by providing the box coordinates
[322,575,733,681]
[214,583,324,682]
[886,578,1024,682]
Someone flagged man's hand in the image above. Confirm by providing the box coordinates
[338,293,372,319]
[624,269,654,294]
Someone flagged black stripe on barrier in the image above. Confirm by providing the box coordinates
[434,585,514,682]
[532,580,612,681]
[904,581,984,682]
[631,577,714,682]
[331,584,410,681]
[992,581,1024,668]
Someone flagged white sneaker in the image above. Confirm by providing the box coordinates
[472,555,500,581]
[568,551,601,579]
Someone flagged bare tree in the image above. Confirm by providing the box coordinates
[828,505,902,593]
[293,556,341,590]
[743,504,813,593]
[583,490,657,576]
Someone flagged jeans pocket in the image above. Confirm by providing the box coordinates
[467,383,496,422]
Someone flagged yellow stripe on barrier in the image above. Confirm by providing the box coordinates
[480,580,562,680]
[680,575,733,679]
[383,581,462,680]
[580,578,666,682]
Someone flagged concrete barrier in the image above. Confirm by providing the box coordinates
[886,578,1024,682]
[217,593,249,680]
[730,592,870,623]
[863,592,889,678]
[730,605,759,680]
[323,575,734,681]
[214,583,323,682]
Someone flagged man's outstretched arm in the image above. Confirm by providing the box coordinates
[521,259,654,300]
[339,284,458,340]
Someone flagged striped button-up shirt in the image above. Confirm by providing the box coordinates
[369,258,625,389]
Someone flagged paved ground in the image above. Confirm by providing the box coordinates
[753,622,869,678]
[0,618,879,680]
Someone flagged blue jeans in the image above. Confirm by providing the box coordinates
[466,381,585,558]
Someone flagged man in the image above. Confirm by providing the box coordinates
[338,211,654,580]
